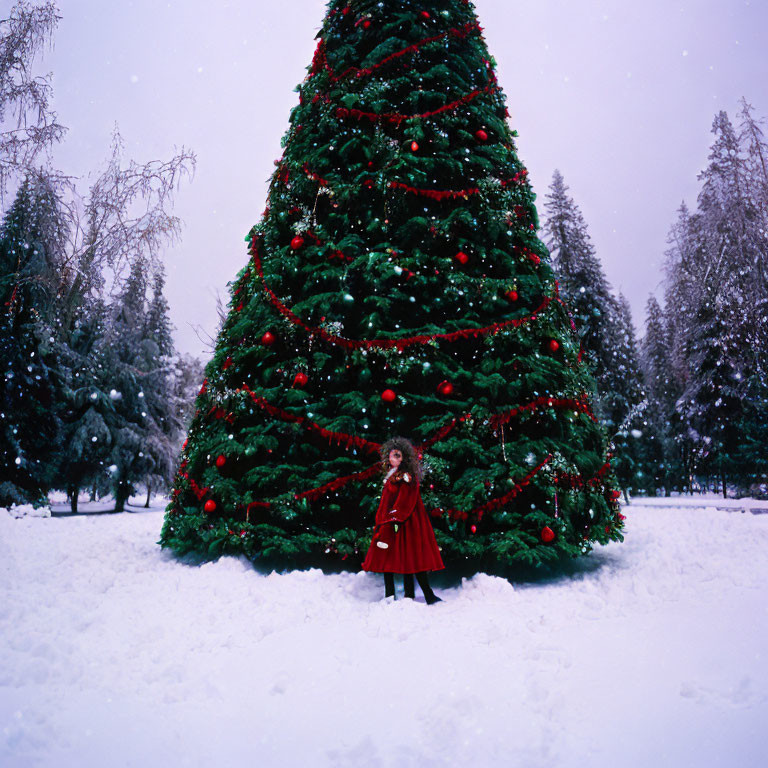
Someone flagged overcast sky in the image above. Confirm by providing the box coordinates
[38,0,768,357]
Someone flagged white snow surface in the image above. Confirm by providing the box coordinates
[5,503,51,519]
[1,495,767,767]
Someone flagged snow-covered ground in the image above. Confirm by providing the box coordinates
[1,494,766,768]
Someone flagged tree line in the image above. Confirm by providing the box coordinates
[544,99,768,499]
[1,1,202,511]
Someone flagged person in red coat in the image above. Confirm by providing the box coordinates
[361,436,444,603]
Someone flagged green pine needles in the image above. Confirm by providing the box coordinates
[159,0,625,572]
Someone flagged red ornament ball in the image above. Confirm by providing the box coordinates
[475,129,489,142]
[437,380,454,396]
[410,141,420,152]
[261,331,276,346]
[420,11,431,20]
[293,371,308,387]
[363,19,371,29]
[470,524,477,534]
[455,251,469,265]
[204,499,217,513]
[541,526,555,543]
[505,289,519,302]
[215,454,226,468]
[223,356,233,369]
[290,236,304,250]
[381,388,396,403]
[182,439,188,450]
[549,339,560,352]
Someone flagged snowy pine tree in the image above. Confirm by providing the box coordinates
[691,112,756,493]
[665,110,764,496]
[53,210,112,513]
[609,292,646,498]
[138,262,185,506]
[661,201,704,491]
[542,170,645,497]
[99,258,154,512]
[543,170,621,422]
[639,294,678,495]
[734,99,768,491]
[738,98,768,245]
[0,171,67,507]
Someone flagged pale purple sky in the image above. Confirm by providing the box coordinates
[42,0,768,356]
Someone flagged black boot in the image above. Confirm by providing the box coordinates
[403,573,415,599]
[384,572,395,599]
[416,571,443,605]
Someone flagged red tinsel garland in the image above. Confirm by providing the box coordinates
[250,236,558,351]
[301,161,525,201]
[489,396,598,430]
[207,404,235,425]
[177,465,209,501]
[4,283,19,315]
[237,383,379,455]
[388,180,481,201]
[234,385,597,461]
[331,78,497,125]
[555,455,614,490]
[419,413,470,451]
[430,453,553,521]
[241,387,597,460]
[295,460,384,503]
[303,163,330,187]
[312,22,482,83]
[328,58,498,125]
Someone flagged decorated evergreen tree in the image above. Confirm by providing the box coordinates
[159,0,624,570]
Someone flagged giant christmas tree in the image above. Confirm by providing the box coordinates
[159,0,625,571]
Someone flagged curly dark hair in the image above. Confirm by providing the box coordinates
[379,436,423,483]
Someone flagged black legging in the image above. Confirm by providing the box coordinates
[384,571,436,600]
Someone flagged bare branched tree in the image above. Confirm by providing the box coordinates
[0,0,66,204]
[55,122,196,333]
[186,285,227,356]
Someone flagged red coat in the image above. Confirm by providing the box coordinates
[361,469,445,574]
